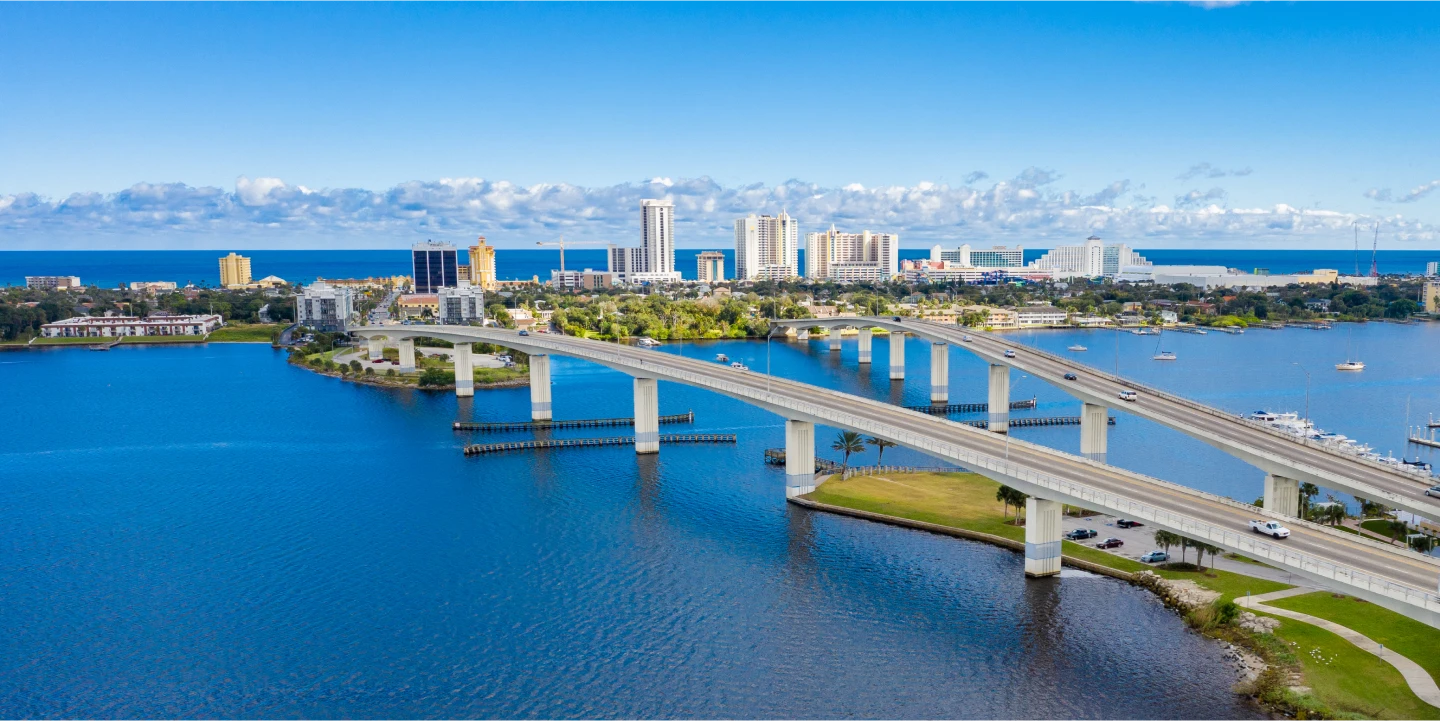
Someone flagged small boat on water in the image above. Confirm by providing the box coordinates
[1152,351,1177,361]
[1067,344,1088,352]
[1335,361,1365,371]
[730,361,749,371]
[715,353,730,363]
[635,337,661,347]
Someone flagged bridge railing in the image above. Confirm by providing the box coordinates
[370,327,1440,614]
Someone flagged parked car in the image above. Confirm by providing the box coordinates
[1140,551,1169,563]
[1003,349,1016,358]
[1095,537,1124,549]
[1116,519,1144,529]
[518,330,529,336]
[1426,485,1440,498]
[1118,390,1138,402]
[1249,519,1291,538]
[1066,528,1098,540]
[372,358,386,363]
[1063,372,1078,381]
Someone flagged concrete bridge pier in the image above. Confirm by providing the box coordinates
[889,332,906,380]
[1080,402,1108,463]
[634,377,660,454]
[398,338,416,373]
[1264,474,1300,517]
[829,331,842,353]
[930,342,949,403]
[858,329,872,364]
[987,364,1009,433]
[367,337,384,361]
[785,419,816,497]
[1024,497,1063,577]
[529,354,552,421]
[453,344,474,397]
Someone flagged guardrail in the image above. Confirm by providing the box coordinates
[378,326,1440,614]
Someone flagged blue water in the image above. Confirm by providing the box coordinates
[0,341,1276,719]
[3,248,1438,287]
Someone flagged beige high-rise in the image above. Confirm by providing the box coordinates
[469,236,498,290]
[219,253,252,288]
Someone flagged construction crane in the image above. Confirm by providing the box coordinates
[535,235,608,273]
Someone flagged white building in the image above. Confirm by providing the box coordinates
[1426,261,1438,277]
[931,244,1025,268]
[735,212,799,280]
[25,276,82,290]
[41,314,223,338]
[297,281,355,332]
[1014,306,1069,327]
[607,199,683,283]
[438,285,486,325]
[1118,266,1377,290]
[805,226,900,281]
[696,251,726,283]
[128,281,178,293]
[1028,235,1151,279]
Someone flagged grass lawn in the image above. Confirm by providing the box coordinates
[474,367,527,384]
[1267,617,1440,719]
[1360,519,1406,542]
[1268,591,1440,685]
[207,323,280,342]
[30,336,113,345]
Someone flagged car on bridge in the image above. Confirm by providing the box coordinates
[1426,484,1440,498]
[961,335,972,343]
[1118,390,1138,402]
[1063,372,1078,381]
[1140,551,1169,563]
[1066,528,1098,540]
[1095,537,1124,549]
[1250,519,1291,538]
[1003,349,1016,358]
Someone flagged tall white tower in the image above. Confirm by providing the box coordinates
[734,211,799,280]
[1084,235,1104,277]
[640,199,675,276]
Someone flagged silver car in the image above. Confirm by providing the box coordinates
[1426,485,1440,498]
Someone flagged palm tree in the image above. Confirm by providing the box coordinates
[996,486,1011,520]
[1387,519,1409,544]
[1299,482,1319,517]
[1326,503,1347,527]
[1153,530,1180,560]
[831,431,865,472]
[866,436,898,465]
[995,485,1028,524]
[1192,541,1220,571]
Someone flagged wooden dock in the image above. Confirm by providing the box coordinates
[763,449,843,473]
[958,415,1115,429]
[905,397,1037,415]
[454,410,694,432]
[465,433,734,456]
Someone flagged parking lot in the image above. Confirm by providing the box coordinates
[1061,513,1312,587]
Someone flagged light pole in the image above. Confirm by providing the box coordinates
[1004,374,1028,460]
[1292,362,1311,424]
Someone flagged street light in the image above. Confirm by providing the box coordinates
[1292,362,1311,424]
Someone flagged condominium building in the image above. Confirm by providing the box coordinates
[607,199,683,283]
[315,276,411,291]
[804,226,900,281]
[412,241,459,293]
[696,251,726,283]
[128,281,178,295]
[438,285,486,325]
[931,244,1025,268]
[297,281,355,332]
[218,253,253,288]
[1427,261,1438,277]
[1426,280,1440,314]
[40,314,223,338]
[734,212,799,280]
[1015,305,1070,327]
[468,236,498,290]
[1028,235,1151,279]
[25,276,83,290]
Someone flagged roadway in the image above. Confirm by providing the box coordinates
[351,325,1440,624]
[783,317,1440,521]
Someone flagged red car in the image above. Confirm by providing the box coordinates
[1095,537,1124,549]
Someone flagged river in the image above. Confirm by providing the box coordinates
[8,321,1434,717]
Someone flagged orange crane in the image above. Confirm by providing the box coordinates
[535,235,608,273]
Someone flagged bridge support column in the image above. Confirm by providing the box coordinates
[858,329,872,364]
[829,331,842,353]
[452,344,474,397]
[1264,474,1300,517]
[930,342,949,403]
[889,332,905,380]
[785,419,816,498]
[1081,402,1108,463]
[367,337,384,361]
[1025,497,1063,577]
[634,377,659,454]
[987,364,1009,433]
[529,354,552,421]
[398,338,416,373]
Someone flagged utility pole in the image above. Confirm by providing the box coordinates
[1292,362,1311,424]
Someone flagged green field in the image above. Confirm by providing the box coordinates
[1268,591,1440,686]
[207,323,281,342]
[1267,616,1440,719]
[30,336,113,345]
[474,367,527,384]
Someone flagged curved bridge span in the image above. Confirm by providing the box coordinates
[350,325,1440,627]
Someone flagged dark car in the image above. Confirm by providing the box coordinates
[518,330,529,336]
[1066,528,1098,540]
[892,316,902,322]
[1063,373,1078,381]
[1115,519,1144,529]
[1095,537,1124,549]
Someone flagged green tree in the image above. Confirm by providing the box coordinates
[1298,482,1319,517]
[995,485,1028,524]
[349,360,362,373]
[1387,519,1408,544]
[831,431,865,472]
[417,368,451,387]
[1192,540,1221,571]
[1153,530,1181,560]
[865,436,898,464]
[1410,534,1436,554]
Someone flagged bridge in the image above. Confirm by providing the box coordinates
[350,325,1440,628]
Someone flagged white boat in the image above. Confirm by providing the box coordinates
[730,361,748,371]
[1335,361,1365,371]
[1067,344,1088,352]
[715,353,730,363]
[1152,351,1176,361]
[636,337,660,347]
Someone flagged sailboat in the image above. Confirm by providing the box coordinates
[1151,327,1176,361]
[1335,327,1364,371]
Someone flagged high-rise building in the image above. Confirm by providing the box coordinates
[412,242,459,293]
[438,285,486,324]
[296,281,355,332]
[469,236,498,290]
[930,244,1025,268]
[1426,261,1438,277]
[804,226,900,281]
[1426,280,1440,314]
[734,212,799,280]
[696,251,726,282]
[1029,235,1150,279]
[218,253,252,288]
[25,276,82,290]
[607,199,683,283]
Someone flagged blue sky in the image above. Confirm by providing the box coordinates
[2,2,1438,249]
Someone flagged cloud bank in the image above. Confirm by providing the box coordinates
[1365,179,1440,204]
[1,170,1434,248]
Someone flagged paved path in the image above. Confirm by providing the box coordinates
[1237,589,1440,708]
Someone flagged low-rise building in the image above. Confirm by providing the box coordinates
[438,285,486,325]
[316,276,411,291]
[41,314,222,338]
[297,281,356,332]
[508,308,536,330]
[957,304,1017,329]
[128,281,177,294]
[1072,314,1112,327]
[1015,305,1069,328]
[397,293,440,320]
[25,276,82,290]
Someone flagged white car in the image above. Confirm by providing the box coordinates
[1249,519,1291,538]
[1118,390,1138,402]
[1426,485,1440,498]
[1003,349,1016,358]
[961,335,973,343]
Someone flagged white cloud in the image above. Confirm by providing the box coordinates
[1365,179,1440,204]
[1177,163,1253,181]
[2,170,1435,247]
